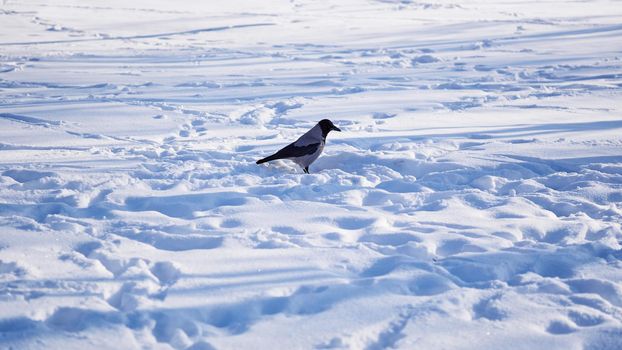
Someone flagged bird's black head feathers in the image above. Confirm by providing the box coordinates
[318,119,341,137]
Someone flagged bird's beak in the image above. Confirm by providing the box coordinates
[332,126,341,132]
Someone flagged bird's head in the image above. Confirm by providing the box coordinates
[318,119,341,137]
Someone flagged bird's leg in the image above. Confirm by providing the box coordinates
[303,166,309,174]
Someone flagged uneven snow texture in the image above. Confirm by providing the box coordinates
[1,0,622,349]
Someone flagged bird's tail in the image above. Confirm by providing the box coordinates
[256,154,281,164]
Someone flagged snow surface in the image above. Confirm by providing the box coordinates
[1,0,622,349]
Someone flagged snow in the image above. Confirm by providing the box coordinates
[1,0,621,349]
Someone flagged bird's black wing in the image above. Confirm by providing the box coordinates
[256,142,320,164]
[274,142,320,158]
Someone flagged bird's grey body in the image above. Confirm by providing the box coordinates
[256,119,340,173]
[290,123,325,168]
